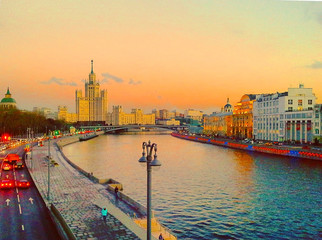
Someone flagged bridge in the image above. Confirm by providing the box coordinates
[78,124,189,134]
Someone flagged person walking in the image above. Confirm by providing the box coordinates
[114,186,119,198]
[158,233,164,240]
[101,207,108,222]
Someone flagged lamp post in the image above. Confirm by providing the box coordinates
[47,131,51,201]
[138,141,161,240]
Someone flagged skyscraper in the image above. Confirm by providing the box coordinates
[75,60,108,122]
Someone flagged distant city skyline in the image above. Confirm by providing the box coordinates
[1,1,321,114]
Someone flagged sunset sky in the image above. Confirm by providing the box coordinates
[0,0,321,114]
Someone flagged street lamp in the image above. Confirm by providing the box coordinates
[138,141,161,240]
[47,131,51,201]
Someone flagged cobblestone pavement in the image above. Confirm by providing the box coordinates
[27,141,141,240]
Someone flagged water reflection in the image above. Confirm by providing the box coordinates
[63,134,322,240]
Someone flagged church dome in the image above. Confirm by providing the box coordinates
[0,87,17,109]
[224,103,232,108]
[223,98,232,112]
[1,97,16,103]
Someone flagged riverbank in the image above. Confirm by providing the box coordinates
[171,132,322,161]
[57,135,177,240]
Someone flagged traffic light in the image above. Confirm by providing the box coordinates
[1,133,10,142]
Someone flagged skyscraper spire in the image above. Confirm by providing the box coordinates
[91,60,94,74]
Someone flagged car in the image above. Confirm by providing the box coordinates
[6,153,20,164]
[2,163,12,171]
[16,179,30,188]
[265,142,272,146]
[14,161,24,169]
[0,179,15,189]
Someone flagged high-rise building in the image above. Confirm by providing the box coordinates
[76,60,108,122]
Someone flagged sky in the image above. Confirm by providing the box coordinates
[0,0,321,114]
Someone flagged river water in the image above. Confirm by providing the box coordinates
[63,133,322,240]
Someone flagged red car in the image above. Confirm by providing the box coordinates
[16,179,30,188]
[0,179,15,189]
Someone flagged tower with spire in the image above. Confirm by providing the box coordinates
[76,60,108,122]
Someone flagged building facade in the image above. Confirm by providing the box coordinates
[253,92,288,142]
[232,94,257,139]
[203,98,233,137]
[157,119,180,126]
[33,107,57,120]
[76,60,108,122]
[253,84,317,143]
[313,104,322,142]
[184,109,203,122]
[107,106,155,125]
[57,106,77,123]
[0,88,17,110]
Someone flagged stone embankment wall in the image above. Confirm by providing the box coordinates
[172,132,322,161]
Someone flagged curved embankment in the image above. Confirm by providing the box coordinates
[57,135,178,240]
[171,132,322,161]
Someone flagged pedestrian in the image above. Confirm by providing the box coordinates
[101,207,107,222]
[114,186,119,197]
[158,233,164,240]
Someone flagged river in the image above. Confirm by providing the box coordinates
[63,133,322,240]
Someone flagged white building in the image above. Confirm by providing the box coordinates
[253,92,288,142]
[253,84,317,143]
[313,104,322,143]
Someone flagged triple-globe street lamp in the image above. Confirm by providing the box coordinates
[138,141,161,240]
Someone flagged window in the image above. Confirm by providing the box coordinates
[288,107,292,111]
[308,100,312,105]
[308,107,313,110]
[298,100,302,106]
[288,99,293,104]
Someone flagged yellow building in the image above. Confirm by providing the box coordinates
[108,106,155,125]
[75,60,108,122]
[203,98,233,137]
[157,119,180,126]
[57,106,77,123]
[232,94,257,139]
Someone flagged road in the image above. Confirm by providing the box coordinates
[0,146,61,240]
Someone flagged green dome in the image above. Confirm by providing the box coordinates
[1,97,16,103]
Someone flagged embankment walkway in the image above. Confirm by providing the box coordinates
[27,136,151,240]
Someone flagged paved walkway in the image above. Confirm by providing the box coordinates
[27,140,144,240]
